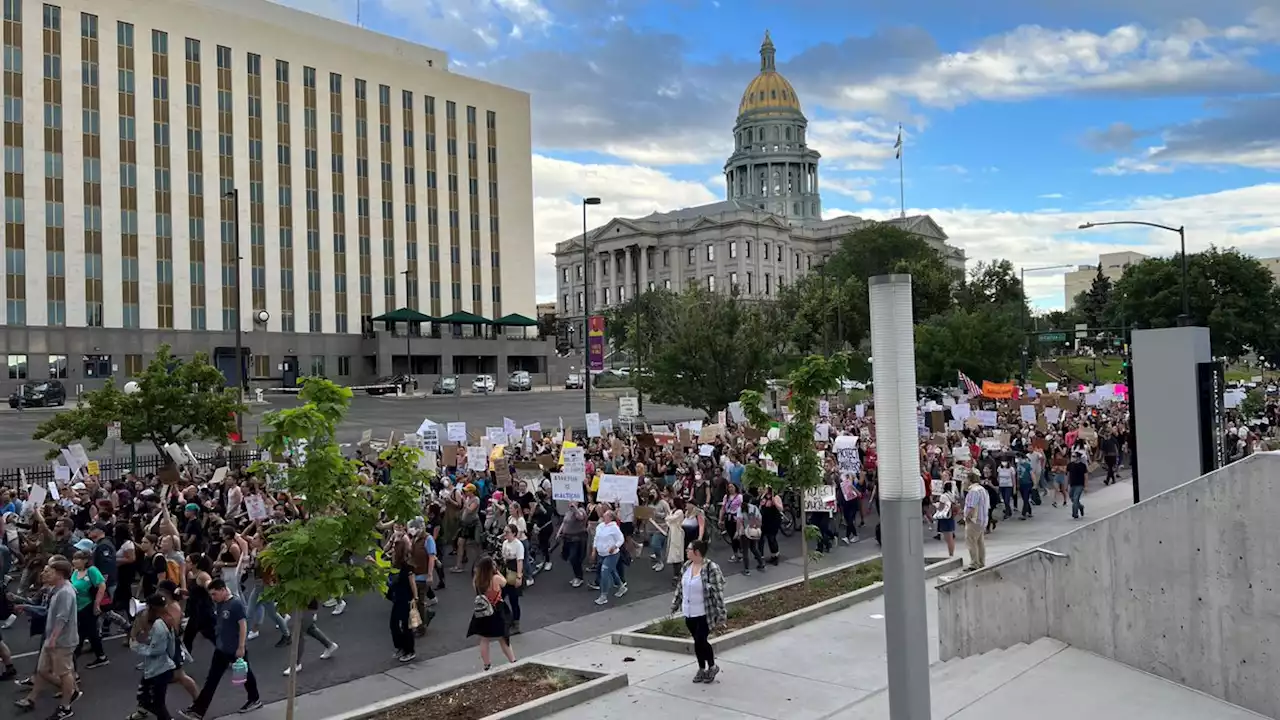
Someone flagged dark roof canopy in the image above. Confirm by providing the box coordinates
[493,313,538,327]
[437,310,491,325]
[371,307,434,323]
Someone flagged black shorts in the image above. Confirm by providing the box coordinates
[620,521,634,537]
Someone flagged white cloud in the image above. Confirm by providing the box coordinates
[1038,193,1064,199]
[805,118,901,170]
[821,177,876,203]
[817,16,1278,113]
[531,155,719,300]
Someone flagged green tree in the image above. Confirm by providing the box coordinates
[824,223,958,322]
[740,353,850,588]
[915,305,1024,386]
[775,271,869,355]
[1239,387,1266,421]
[1111,247,1280,360]
[1077,265,1113,331]
[254,378,408,720]
[639,287,778,420]
[954,259,1025,313]
[32,344,243,460]
[604,288,679,367]
[379,444,436,524]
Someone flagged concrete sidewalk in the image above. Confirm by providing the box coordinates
[240,476,1136,720]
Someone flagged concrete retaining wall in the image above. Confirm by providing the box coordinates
[938,452,1280,719]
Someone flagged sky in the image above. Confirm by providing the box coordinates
[273,0,1280,309]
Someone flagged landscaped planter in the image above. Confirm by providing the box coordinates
[612,554,963,655]
[325,662,627,720]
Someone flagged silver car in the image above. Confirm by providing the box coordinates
[507,371,532,391]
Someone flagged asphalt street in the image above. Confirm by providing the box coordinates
[2,526,881,719]
[0,390,700,469]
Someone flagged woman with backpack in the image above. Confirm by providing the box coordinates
[466,557,516,671]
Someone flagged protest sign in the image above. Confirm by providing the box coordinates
[551,473,584,502]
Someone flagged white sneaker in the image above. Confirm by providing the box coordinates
[0,614,16,629]
[615,583,629,598]
[594,596,608,605]
[246,630,260,641]
[320,643,338,660]
[541,562,552,571]
[323,599,338,608]
[525,577,534,587]
[331,600,347,616]
[282,664,302,676]
[570,578,583,588]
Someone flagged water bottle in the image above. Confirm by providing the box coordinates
[231,658,249,685]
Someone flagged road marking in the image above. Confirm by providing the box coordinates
[11,631,129,660]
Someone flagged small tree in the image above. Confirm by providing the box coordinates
[379,444,436,523]
[255,378,414,720]
[32,344,243,459]
[1239,387,1266,423]
[740,353,849,588]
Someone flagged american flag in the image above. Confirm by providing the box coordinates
[958,371,981,396]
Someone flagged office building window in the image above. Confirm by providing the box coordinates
[82,354,111,377]
[7,353,26,379]
[337,355,351,376]
[48,353,67,378]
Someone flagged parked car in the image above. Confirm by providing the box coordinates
[9,379,67,408]
[507,371,532,391]
[472,374,496,394]
[565,372,584,389]
[366,374,412,395]
[432,375,459,394]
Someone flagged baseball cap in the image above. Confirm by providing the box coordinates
[73,538,94,552]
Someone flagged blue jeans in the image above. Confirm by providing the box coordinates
[999,486,1014,516]
[647,532,667,561]
[598,552,622,599]
[1069,485,1085,518]
[244,578,290,635]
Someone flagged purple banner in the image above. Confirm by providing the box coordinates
[588,335,606,372]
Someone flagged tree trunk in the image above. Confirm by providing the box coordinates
[285,610,304,720]
[800,510,810,590]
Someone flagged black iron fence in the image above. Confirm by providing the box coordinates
[0,448,261,490]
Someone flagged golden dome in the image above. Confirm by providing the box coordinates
[737,31,803,117]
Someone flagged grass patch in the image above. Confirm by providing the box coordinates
[368,664,591,720]
[639,559,884,638]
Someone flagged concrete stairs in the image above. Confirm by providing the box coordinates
[834,637,1068,719]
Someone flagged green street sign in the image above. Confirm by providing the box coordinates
[1038,332,1067,343]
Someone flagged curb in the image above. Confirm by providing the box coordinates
[612,555,964,655]
[323,661,628,720]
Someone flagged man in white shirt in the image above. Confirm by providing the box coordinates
[591,511,627,606]
[963,477,991,571]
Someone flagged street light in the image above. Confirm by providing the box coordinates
[1019,263,1075,384]
[222,189,244,442]
[1079,220,1188,325]
[123,381,140,473]
[402,268,414,393]
[582,196,602,415]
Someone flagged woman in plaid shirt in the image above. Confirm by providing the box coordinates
[670,540,726,683]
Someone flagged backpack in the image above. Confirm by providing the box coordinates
[164,557,183,586]
[472,593,494,618]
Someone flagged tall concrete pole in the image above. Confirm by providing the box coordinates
[868,274,931,720]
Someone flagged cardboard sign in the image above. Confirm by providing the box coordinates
[442,446,459,468]
[699,423,723,443]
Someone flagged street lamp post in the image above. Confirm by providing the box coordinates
[1019,264,1075,384]
[223,189,244,442]
[402,268,414,392]
[582,197,601,415]
[124,381,141,473]
[1079,220,1188,325]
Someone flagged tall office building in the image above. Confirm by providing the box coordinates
[0,0,535,393]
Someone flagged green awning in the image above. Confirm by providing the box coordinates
[371,307,435,323]
[493,313,538,327]
[437,310,491,325]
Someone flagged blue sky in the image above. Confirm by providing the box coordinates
[280,0,1280,307]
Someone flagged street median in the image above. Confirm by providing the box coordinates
[611,554,963,656]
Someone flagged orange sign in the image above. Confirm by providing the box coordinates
[981,381,1016,399]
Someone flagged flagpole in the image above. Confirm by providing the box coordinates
[898,123,906,219]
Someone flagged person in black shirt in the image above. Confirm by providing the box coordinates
[1099,432,1119,485]
[182,504,204,555]
[1066,452,1089,519]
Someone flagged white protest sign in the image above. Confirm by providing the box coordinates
[486,426,507,446]
[951,403,971,420]
[69,444,91,470]
[551,473,584,502]
[976,410,998,427]
[53,465,72,484]
[562,447,586,478]
[244,494,270,522]
[503,417,517,435]
[596,474,638,504]
[420,427,440,452]
[728,402,746,423]
[467,447,488,472]
[1044,407,1061,425]
[855,404,866,419]
[415,418,437,437]
[619,396,638,418]
[698,443,715,457]
[523,422,542,434]
[48,482,61,501]
[585,413,601,438]
[819,400,830,417]
[602,418,613,436]
[814,423,830,442]
[1020,405,1037,424]
[803,485,836,514]
[417,451,438,472]
[27,484,46,507]
[447,422,467,443]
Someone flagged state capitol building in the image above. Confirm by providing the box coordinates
[554,32,965,332]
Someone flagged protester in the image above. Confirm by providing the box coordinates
[670,540,725,683]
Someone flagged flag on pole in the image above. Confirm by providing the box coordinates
[894,125,903,159]
[958,371,980,397]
